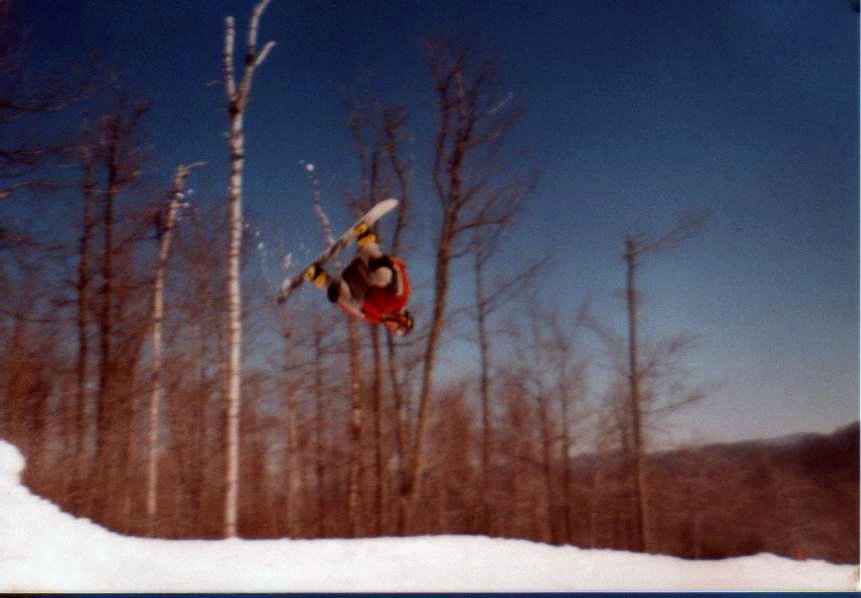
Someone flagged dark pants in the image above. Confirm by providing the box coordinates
[341,257,372,301]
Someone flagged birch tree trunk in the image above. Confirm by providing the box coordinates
[224,74,244,540]
[222,0,275,538]
[146,162,203,536]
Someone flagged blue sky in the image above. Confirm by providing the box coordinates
[18,0,859,444]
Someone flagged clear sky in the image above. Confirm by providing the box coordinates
[17,0,859,444]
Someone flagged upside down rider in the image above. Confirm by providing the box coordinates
[306,228,414,336]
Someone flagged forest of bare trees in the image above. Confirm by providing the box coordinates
[0,0,856,566]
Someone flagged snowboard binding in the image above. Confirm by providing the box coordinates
[302,263,329,288]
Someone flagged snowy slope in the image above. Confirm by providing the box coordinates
[0,440,857,592]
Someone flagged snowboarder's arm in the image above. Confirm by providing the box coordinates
[336,295,366,321]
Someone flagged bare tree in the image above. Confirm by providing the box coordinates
[544,309,587,544]
[470,225,546,533]
[283,367,302,535]
[510,308,574,544]
[311,315,329,536]
[72,128,97,507]
[221,0,275,538]
[379,107,414,534]
[91,99,149,524]
[164,209,230,538]
[619,212,707,552]
[344,94,385,535]
[301,158,370,535]
[146,162,204,535]
[345,93,419,534]
[0,16,109,499]
[406,37,530,529]
[95,101,146,450]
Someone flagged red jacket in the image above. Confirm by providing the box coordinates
[359,257,410,324]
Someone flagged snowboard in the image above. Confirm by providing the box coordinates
[276,198,399,304]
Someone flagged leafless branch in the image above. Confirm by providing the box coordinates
[0,179,61,199]
[237,0,275,105]
[382,105,412,254]
[481,255,551,318]
[632,210,709,259]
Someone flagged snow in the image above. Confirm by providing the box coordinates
[0,440,857,592]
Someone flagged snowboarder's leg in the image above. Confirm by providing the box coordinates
[342,257,372,299]
[326,278,343,303]
[323,259,366,314]
[325,233,394,313]
[357,236,393,288]
[357,233,384,264]
[367,255,394,287]
[326,276,363,317]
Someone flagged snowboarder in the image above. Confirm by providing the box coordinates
[309,229,413,336]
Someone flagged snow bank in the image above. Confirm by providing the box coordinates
[0,440,857,592]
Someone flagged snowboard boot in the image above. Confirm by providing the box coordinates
[357,229,377,248]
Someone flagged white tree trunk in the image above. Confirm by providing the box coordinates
[225,109,244,539]
[147,163,202,536]
[221,0,274,539]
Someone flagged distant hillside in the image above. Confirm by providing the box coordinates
[567,422,859,564]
